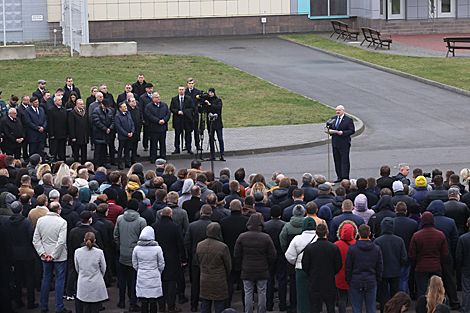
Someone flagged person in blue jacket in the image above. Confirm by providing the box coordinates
[115,102,135,170]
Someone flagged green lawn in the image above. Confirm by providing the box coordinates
[0,54,335,128]
[281,34,470,91]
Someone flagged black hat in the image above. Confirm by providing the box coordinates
[34,185,44,195]
[208,88,215,93]
[30,154,41,166]
[84,203,97,212]
[145,83,153,89]
[127,199,139,211]
[270,205,282,218]
[131,191,144,201]
[80,210,93,220]
[101,98,111,107]
[216,192,226,202]
[254,192,264,202]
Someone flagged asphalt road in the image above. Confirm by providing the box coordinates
[137,35,470,181]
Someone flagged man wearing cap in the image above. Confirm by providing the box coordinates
[145,92,170,162]
[170,85,194,155]
[329,105,355,183]
[155,158,166,176]
[24,96,47,159]
[205,88,225,161]
[313,184,335,208]
[1,108,24,159]
[140,83,154,151]
[48,96,68,162]
[63,77,81,105]
[5,201,38,309]
[92,98,115,168]
[33,80,47,103]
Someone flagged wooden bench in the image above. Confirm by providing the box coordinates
[443,37,470,57]
[360,27,392,50]
[330,20,360,41]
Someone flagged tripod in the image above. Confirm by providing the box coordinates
[196,111,207,160]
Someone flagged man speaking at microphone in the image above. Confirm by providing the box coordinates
[330,105,355,183]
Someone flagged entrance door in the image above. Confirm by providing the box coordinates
[431,0,455,17]
[380,0,405,19]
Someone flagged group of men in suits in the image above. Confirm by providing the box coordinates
[0,75,214,167]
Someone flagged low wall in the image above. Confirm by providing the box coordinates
[0,45,36,60]
[80,42,137,57]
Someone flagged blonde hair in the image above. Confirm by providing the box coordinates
[37,164,51,180]
[0,168,8,177]
[251,182,268,201]
[164,163,176,176]
[426,276,445,313]
[128,174,141,187]
[460,168,470,185]
[70,162,81,172]
[145,170,156,181]
[14,159,22,168]
[54,163,70,188]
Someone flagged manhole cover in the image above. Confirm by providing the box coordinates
[229,47,246,49]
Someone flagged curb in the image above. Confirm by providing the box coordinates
[137,119,365,161]
[279,36,470,98]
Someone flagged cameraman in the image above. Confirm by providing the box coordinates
[204,87,225,161]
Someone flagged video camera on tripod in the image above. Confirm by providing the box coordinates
[196,91,210,113]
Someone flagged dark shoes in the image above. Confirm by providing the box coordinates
[117,164,123,170]
[190,308,198,312]
[117,302,125,309]
[188,150,194,155]
[178,298,189,304]
[125,164,131,168]
[129,304,141,312]
[219,156,226,161]
[172,150,180,155]
[334,179,342,183]
[143,147,148,151]
[56,309,72,313]
[168,308,182,313]
[27,303,39,310]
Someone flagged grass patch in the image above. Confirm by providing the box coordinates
[0,54,335,128]
[281,34,470,91]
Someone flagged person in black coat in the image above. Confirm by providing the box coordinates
[108,171,128,210]
[393,201,419,294]
[92,99,115,167]
[139,83,153,151]
[5,201,38,309]
[170,86,194,154]
[16,96,30,161]
[329,105,355,182]
[185,79,201,150]
[115,103,135,170]
[0,217,14,313]
[182,185,205,223]
[444,188,470,236]
[456,218,470,313]
[47,96,68,161]
[423,175,448,209]
[205,88,225,160]
[346,178,378,209]
[116,84,137,105]
[374,217,407,313]
[224,181,245,209]
[60,195,80,236]
[127,97,143,164]
[368,195,396,239]
[68,100,88,164]
[132,74,147,99]
[151,207,187,312]
[145,93,171,161]
[1,108,25,158]
[24,96,47,159]
[302,223,342,313]
[220,200,249,308]
[377,165,395,191]
[392,181,416,208]
[62,77,81,104]
[301,173,319,202]
[32,80,47,104]
[263,205,288,311]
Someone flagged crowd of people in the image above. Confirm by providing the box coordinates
[1,153,470,313]
[0,74,225,170]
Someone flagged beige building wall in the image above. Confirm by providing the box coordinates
[47,0,290,21]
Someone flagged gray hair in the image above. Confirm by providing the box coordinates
[61,176,72,186]
[302,173,313,185]
[248,173,257,183]
[336,105,345,110]
[398,163,409,171]
[151,92,160,98]
[49,189,60,200]
[95,92,103,98]
[8,108,16,114]
[49,201,61,212]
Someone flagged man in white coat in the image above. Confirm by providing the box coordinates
[33,202,71,313]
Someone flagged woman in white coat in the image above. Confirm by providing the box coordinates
[74,232,108,313]
[285,216,317,313]
[132,226,165,313]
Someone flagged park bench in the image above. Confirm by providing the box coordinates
[443,37,470,57]
[360,27,392,50]
[330,20,360,41]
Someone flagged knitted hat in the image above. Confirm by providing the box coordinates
[88,180,99,191]
[11,201,22,214]
[392,181,404,193]
[29,154,41,166]
[127,198,139,211]
[415,176,427,188]
[292,204,305,217]
[302,216,316,231]
[133,163,144,173]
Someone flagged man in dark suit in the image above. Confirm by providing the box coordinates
[32,80,47,103]
[145,92,171,162]
[127,97,143,164]
[170,85,194,155]
[1,108,24,159]
[131,74,147,100]
[115,103,135,170]
[24,96,47,159]
[48,96,68,162]
[139,83,154,152]
[185,78,201,150]
[116,84,138,105]
[17,95,30,161]
[68,99,89,164]
[63,77,81,104]
[330,105,355,183]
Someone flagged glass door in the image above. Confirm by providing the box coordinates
[380,0,405,19]
[437,0,455,17]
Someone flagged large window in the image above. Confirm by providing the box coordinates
[310,0,347,16]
